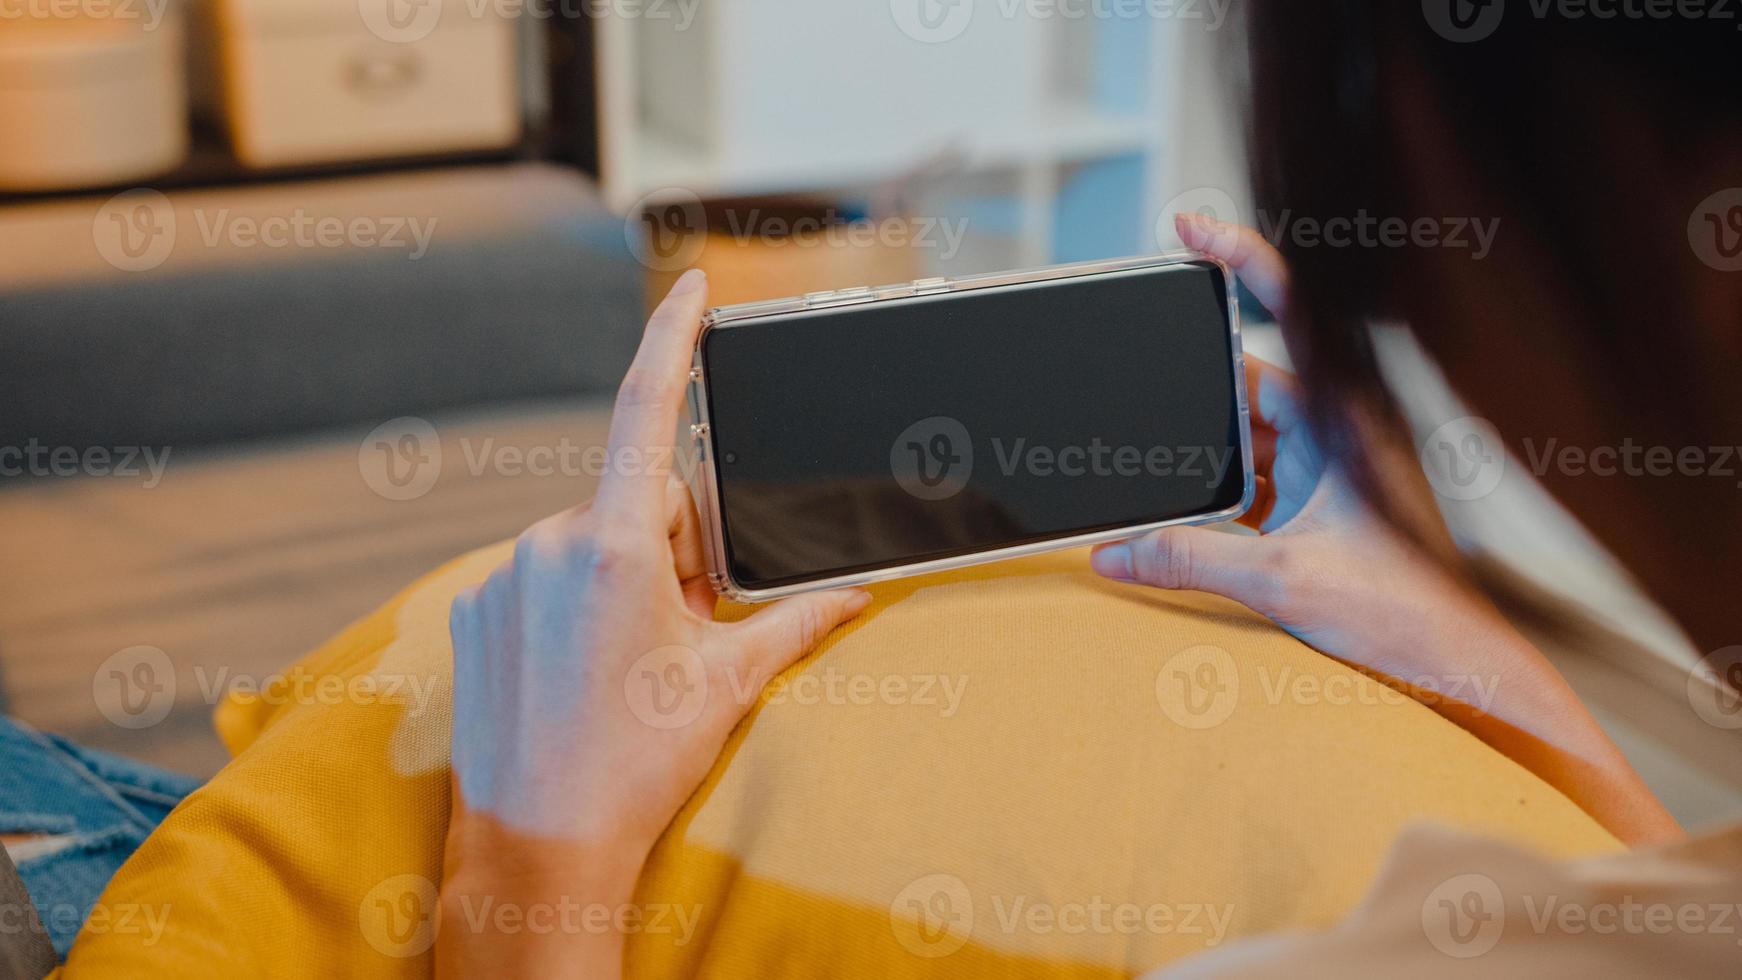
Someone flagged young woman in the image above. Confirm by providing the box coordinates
[438,6,1741,975]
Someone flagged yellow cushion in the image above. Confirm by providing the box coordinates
[59,545,1620,977]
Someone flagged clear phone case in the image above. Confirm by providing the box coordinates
[685,250,1256,603]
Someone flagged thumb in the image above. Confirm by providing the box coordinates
[728,588,875,679]
[1092,527,1282,606]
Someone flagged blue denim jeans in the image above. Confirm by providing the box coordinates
[0,716,202,957]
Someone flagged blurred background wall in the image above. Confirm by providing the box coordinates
[0,0,1253,772]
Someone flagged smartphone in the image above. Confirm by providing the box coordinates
[686,253,1254,602]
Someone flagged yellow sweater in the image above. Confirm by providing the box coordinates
[57,545,1618,977]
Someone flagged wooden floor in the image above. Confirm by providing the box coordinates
[0,399,617,775]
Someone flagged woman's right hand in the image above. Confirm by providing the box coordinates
[1092,214,1679,845]
[1092,214,1503,685]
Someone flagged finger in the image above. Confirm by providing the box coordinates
[1175,215,1292,320]
[1245,356,1305,436]
[447,585,489,785]
[726,589,875,680]
[1251,425,1279,479]
[666,477,706,579]
[1270,434,1319,506]
[1236,474,1276,531]
[1091,526,1282,610]
[596,269,710,526]
[665,477,716,617]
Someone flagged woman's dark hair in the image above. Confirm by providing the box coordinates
[1241,2,1742,646]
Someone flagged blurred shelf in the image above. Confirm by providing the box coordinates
[625,103,1154,207]
[599,4,1189,270]
[0,122,540,208]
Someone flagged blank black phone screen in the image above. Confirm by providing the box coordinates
[699,261,1247,592]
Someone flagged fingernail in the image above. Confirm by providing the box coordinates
[1091,543,1134,580]
[1179,211,1227,240]
[671,268,707,295]
[846,589,874,614]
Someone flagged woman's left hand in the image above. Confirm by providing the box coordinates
[439,270,872,977]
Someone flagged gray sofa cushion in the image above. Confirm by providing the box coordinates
[0,164,644,452]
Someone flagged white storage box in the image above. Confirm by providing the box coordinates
[199,0,519,168]
[0,16,188,192]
